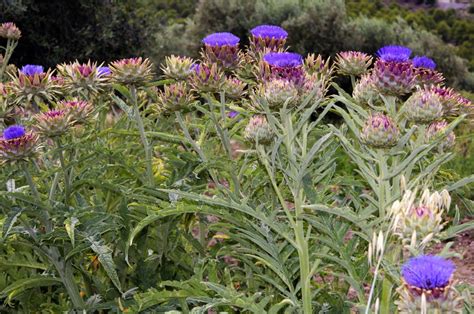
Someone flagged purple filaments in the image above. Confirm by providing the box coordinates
[250,25,288,39]
[263,52,303,68]
[412,56,436,70]
[202,32,240,47]
[2,125,26,140]
[20,65,44,76]
[376,45,412,62]
[97,66,111,76]
[401,255,455,290]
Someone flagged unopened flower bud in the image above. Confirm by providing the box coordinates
[0,22,21,40]
[110,57,153,86]
[261,79,298,108]
[244,115,273,145]
[34,109,72,138]
[360,113,399,148]
[353,74,380,105]
[157,82,195,112]
[425,120,455,152]
[335,51,372,76]
[404,89,443,123]
[161,55,195,80]
[221,77,246,100]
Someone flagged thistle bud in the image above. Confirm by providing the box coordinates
[352,74,380,105]
[34,109,73,138]
[300,73,325,104]
[429,86,461,116]
[201,32,240,69]
[221,77,246,100]
[426,120,455,152]
[335,51,372,76]
[404,89,443,123]
[304,54,332,79]
[391,189,449,248]
[262,52,305,86]
[360,113,399,148]
[110,57,153,86]
[0,22,21,40]
[249,25,288,52]
[9,65,59,107]
[157,82,195,112]
[0,125,39,164]
[57,61,108,96]
[412,56,444,87]
[189,63,224,93]
[261,79,298,108]
[244,115,273,145]
[396,255,463,313]
[161,55,195,80]
[57,99,93,125]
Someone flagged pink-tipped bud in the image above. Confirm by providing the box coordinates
[426,120,455,152]
[404,89,443,123]
[0,22,21,40]
[34,109,73,138]
[361,113,399,148]
[110,57,153,86]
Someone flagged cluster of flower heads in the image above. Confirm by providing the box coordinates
[348,45,472,150]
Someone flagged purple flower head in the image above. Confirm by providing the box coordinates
[97,66,111,76]
[263,52,303,68]
[250,25,288,40]
[202,32,240,47]
[412,56,436,70]
[20,64,44,76]
[401,255,455,290]
[3,125,26,140]
[376,45,412,62]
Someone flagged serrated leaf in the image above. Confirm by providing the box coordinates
[2,207,24,239]
[0,276,62,302]
[89,237,122,293]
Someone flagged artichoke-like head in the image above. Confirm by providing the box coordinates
[57,61,109,96]
[249,25,288,52]
[161,55,195,81]
[404,88,443,123]
[262,52,305,87]
[373,59,416,96]
[336,51,372,76]
[189,63,224,93]
[34,109,73,138]
[110,57,153,87]
[201,32,240,70]
[222,77,247,100]
[0,22,21,40]
[360,113,399,148]
[158,82,195,113]
[260,79,298,108]
[0,125,39,164]
[426,120,455,153]
[57,99,93,125]
[244,115,274,145]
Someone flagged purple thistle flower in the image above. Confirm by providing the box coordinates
[376,45,412,62]
[97,66,111,76]
[20,64,44,76]
[202,32,240,47]
[250,25,288,40]
[263,52,303,68]
[2,125,26,140]
[412,56,436,70]
[401,255,455,290]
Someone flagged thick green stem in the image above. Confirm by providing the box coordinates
[294,189,312,314]
[131,86,153,186]
[55,139,71,204]
[0,39,17,81]
[49,249,85,309]
[22,163,40,200]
